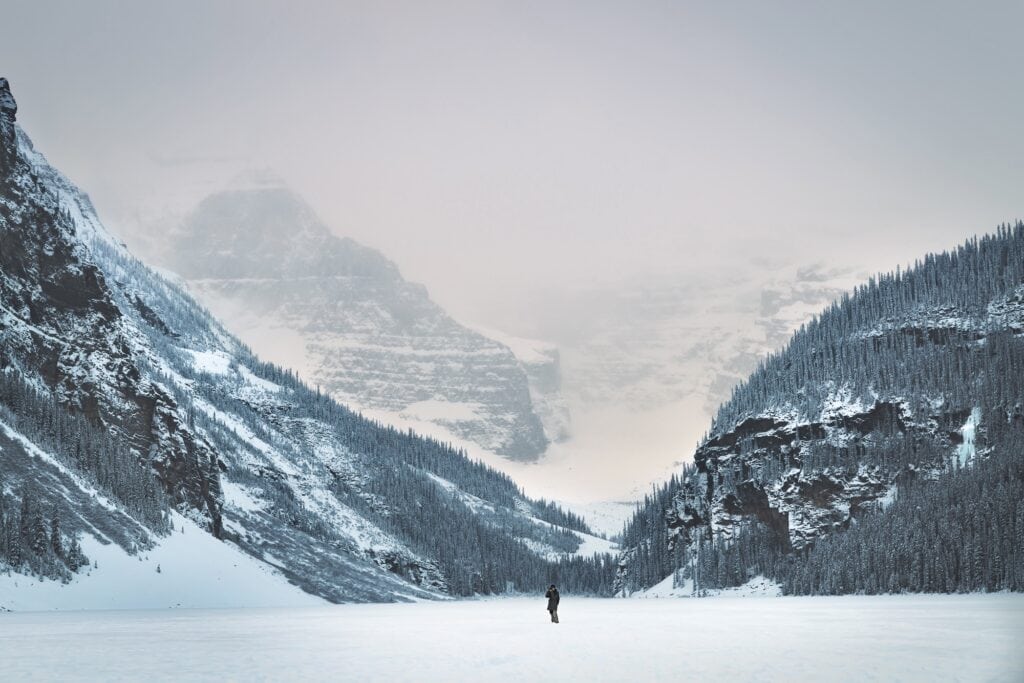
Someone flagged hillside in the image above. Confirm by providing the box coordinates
[0,77,613,606]
[618,225,1024,595]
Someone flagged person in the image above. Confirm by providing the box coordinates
[545,584,560,623]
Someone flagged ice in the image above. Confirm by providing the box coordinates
[1,595,1021,682]
[878,483,898,509]
[956,407,981,467]
[469,325,559,365]
[560,500,638,537]
[360,396,707,521]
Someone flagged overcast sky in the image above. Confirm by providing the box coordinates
[3,0,1023,320]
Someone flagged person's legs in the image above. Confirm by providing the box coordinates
[553,609,559,623]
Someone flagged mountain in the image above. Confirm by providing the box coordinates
[449,263,865,505]
[122,182,554,462]
[0,78,614,607]
[553,264,862,416]
[473,327,572,444]
[617,226,1024,595]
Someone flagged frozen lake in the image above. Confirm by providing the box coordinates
[3,594,1022,682]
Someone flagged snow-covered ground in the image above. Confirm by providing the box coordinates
[2,595,1021,682]
[0,513,323,612]
[637,574,783,598]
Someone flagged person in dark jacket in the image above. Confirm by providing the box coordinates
[545,584,560,623]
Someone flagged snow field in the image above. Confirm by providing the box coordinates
[1,594,1021,682]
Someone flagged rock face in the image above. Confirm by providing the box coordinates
[0,78,16,121]
[663,397,972,554]
[0,80,222,531]
[0,78,605,603]
[147,186,550,461]
[478,329,571,443]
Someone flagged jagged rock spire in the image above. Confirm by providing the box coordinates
[0,78,17,122]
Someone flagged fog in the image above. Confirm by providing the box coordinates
[3,1,1022,503]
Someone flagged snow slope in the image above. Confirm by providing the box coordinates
[424,473,617,558]
[2,595,1021,682]
[0,513,323,611]
[636,574,782,598]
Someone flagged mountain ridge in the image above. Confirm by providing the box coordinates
[129,184,555,462]
[0,77,613,606]
[617,225,1024,595]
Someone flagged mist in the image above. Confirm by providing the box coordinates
[3,0,1022,504]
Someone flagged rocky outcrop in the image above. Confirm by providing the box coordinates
[660,392,981,559]
[0,78,16,122]
[480,330,571,443]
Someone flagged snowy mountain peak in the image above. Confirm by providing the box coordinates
[173,187,399,282]
[137,185,553,461]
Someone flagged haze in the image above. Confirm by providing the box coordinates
[3,1,1022,510]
